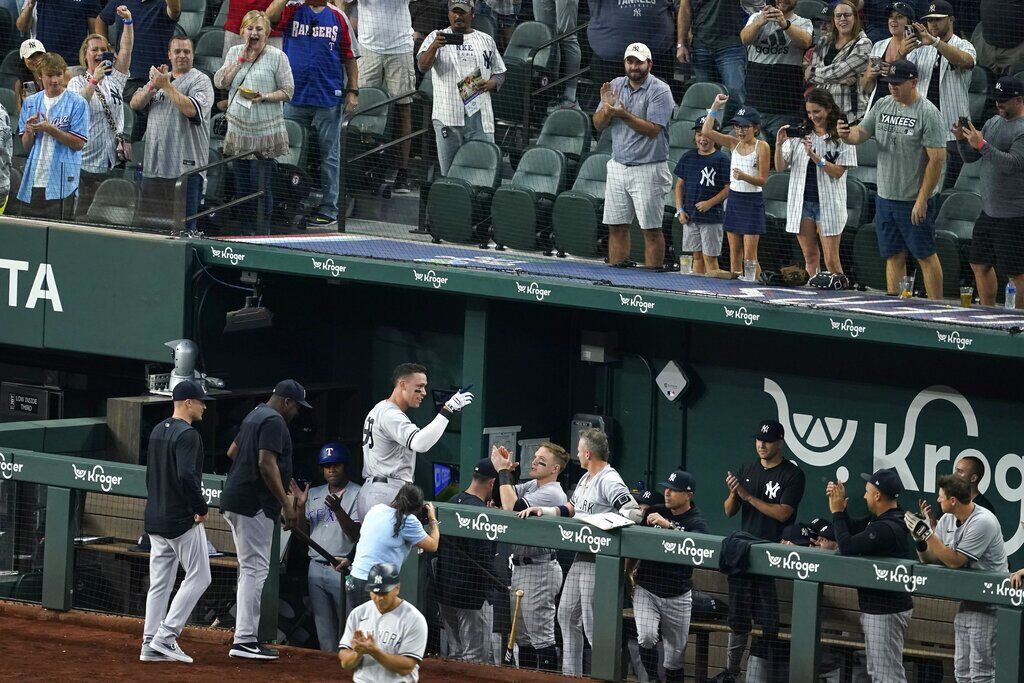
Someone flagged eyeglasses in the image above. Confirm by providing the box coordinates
[834,12,854,18]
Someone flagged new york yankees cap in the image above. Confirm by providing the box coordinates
[730,106,762,127]
[994,76,1024,102]
[366,562,401,593]
[780,524,812,546]
[886,1,916,21]
[273,379,312,408]
[921,0,953,19]
[881,59,918,84]
[659,469,696,493]
[861,467,903,497]
[693,114,718,131]
[172,379,213,402]
[624,42,652,62]
[448,0,474,11]
[632,488,664,506]
[753,419,785,442]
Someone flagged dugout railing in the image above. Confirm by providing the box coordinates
[2,442,1023,681]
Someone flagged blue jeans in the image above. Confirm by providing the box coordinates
[233,158,275,222]
[691,44,747,112]
[285,102,343,219]
[432,111,493,176]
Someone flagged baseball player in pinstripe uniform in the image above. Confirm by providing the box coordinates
[354,363,473,521]
[518,428,642,676]
[491,442,569,672]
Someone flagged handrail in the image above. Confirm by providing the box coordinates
[174,150,268,234]
[521,22,591,149]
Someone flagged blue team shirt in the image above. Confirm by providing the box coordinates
[18,90,90,202]
[279,1,355,108]
[673,149,730,223]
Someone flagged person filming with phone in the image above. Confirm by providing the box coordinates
[862,2,916,112]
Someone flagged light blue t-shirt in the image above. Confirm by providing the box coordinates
[350,503,428,580]
[17,89,89,202]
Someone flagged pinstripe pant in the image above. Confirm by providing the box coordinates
[861,609,912,683]
[954,608,997,683]
[557,558,595,676]
[632,586,692,670]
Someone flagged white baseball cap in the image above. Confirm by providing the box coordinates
[20,39,45,60]
[623,42,652,62]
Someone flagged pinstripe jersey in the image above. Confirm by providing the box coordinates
[361,400,419,482]
[780,133,857,235]
[907,34,976,142]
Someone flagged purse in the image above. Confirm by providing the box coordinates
[94,84,131,164]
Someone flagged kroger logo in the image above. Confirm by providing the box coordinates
[311,257,347,277]
[515,281,552,302]
[209,246,246,265]
[829,318,867,338]
[455,511,509,541]
[413,269,448,289]
[71,463,123,492]
[983,578,1024,607]
[872,563,927,593]
[0,452,24,480]
[936,330,973,351]
[558,524,612,554]
[723,305,760,326]
[661,537,716,565]
[619,294,655,314]
[765,550,820,579]
[202,485,221,505]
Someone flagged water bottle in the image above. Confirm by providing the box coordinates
[1006,280,1017,310]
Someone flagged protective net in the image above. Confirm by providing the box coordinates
[0,480,46,604]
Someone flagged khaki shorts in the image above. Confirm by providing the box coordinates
[359,45,415,104]
[602,159,673,230]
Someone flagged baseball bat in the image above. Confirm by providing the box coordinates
[289,524,340,566]
[504,589,524,666]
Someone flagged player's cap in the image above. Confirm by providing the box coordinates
[730,106,762,127]
[921,0,953,19]
[693,114,718,131]
[20,39,45,60]
[659,469,696,493]
[753,419,785,443]
[780,524,812,546]
[886,1,916,20]
[273,379,312,408]
[861,467,903,497]
[881,59,918,84]
[366,562,401,593]
[994,76,1024,102]
[632,488,664,506]
[473,458,498,478]
[448,0,474,11]
[172,379,213,402]
[803,517,836,541]
[318,441,349,466]
[624,42,652,63]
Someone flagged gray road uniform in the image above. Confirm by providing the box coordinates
[341,599,428,683]
[306,480,361,652]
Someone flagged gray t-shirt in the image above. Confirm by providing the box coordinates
[957,113,1024,218]
[361,399,420,482]
[859,95,946,201]
[598,74,673,166]
[307,480,361,559]
[142,69,213,179]
[340,599,428,682]
[512,479,566,559]
[570,464,632,515]
[935,505,1008,573]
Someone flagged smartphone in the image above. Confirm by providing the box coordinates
[23,80,38,96]
[904,24,916,39]
[100,51,115,74]
[958,116,971,128]
[444,31,464,46]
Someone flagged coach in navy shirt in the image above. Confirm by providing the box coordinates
[36,0,103,65]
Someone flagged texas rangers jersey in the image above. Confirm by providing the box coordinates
[513,479,566,559]
[341,599,428,682]
[307,480,361,560]
[569,465,632,516]
[361,400,419,482]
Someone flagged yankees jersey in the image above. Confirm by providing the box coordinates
[780,133,856,236]
[570,464,633,516]
[673,149,730,223]
[307,480,361,559]
[341,599,428,682]
[736,459,805,542]
[636,504,709,597]
[417,29,506,133]
[512,480,567,559]
[361,400,419,482]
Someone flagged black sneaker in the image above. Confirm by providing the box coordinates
[393,168,411,194]
[305,212,337,228]
[229,642,279,660]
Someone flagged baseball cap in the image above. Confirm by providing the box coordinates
[624,42,652,62]
[273,379,312,408]
[730,106,762,127]
[448,0,474,11]
[172,379,213,402]
[994,76,1024,102]
[753,419,785,442]
[632,489,664,506]
[693,114,718,131]
[780,524,811,546]
[921,0,953,19]
[861,467,903,497]
[20,39,45,60]
[886,1,916,20]
[881,59,918,84]
[659,469,696,493]
[473,458,498,478]
[804,517,836,541]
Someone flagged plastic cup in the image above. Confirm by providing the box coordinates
[743,260,757,282]
[899,275,915,299]
[679,255,693,274]
[960,286,973,307]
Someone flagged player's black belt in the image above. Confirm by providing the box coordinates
[512,553,557,566]
[313,559,333,566]
[370,476,409,484]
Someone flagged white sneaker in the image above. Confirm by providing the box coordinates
[140,644,173,662]
[149,638,194,663]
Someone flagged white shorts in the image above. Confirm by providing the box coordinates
[682,221,723,256]
[603,159,673,230]
[359,46,416,105]
[223,32,282,57]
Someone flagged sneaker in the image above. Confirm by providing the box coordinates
[229,642,279,660]
[140,644,173,662]
[305,212,337,228]
[393,168,411,194]
[547,97,581,112]
[149,638,193,663]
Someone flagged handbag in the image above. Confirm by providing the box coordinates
[94,83,131,164]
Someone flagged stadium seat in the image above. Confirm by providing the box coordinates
[845,175,870,228]
[492,147,566,251]
[418,69,433,104]
[123,139,144,180]
[668,120,697,168]
[426,140,502,245]
[177,0,207,40]
[933,229,962,298]
[593,126,612,155]
[5,165,20,215]
[552,152,610,257]
[852,223,886,290]
[199,0,229,39]
[934,190,981,241]
[764,172,789,219]
[534,108,590,179]
[0,48,21,92]
[673,82,727,121]
[195,28,225,77]
[85,178,139,225]
[848,138,878,189]
[795,0,827,22]
[969,66,989,122]
[279,118,308,169]
[474,12,497,41]
[347,86,391,140]
[494,21,557,123]
[952,159,981,195]
[0,86,15,121]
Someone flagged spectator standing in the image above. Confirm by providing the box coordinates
[225,0,284,55]
[130,36,213,231]
[587,0,677,102]
[826,469,914,683]
[840,59,946,299]
[955,76,1024,308]
[910,475,1008,683]
[17,53,89,220]
[0,100,10,213]
[14,40,47,114]
[33,0,104,67]
[702,94,770,276]
[971,0,1024,75]
[806,0,872,123]
[679,0,748,112]
[673,114,730,274]
[773,88,856,278]
[215,10,294,221]
[67,6,134,218]
[534,0,580,110]
[739,0,813,136]
[15,0,37,40]
[954,455,996,512]
[411,0,449,56]
[594,43,674,270]
[861,2,916,113]
[862,0,927,43]
[417,0,507,176]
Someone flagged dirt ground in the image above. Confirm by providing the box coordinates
[0,601,588,682]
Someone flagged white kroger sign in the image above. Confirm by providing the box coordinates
[455,511,509,541]
[0,451,24,480]
[619,294,656,314]
[829,318,867,338]
[935,330,973,351]
[723,305,760,326]
[0,259,63,311]
[515,282,552,301]
[311,257,347,277]
[983,578,1024,607]
[71,463,123,492]
[209,246,246,266]
[765,550,820,580]
[661,537,716,565]
[202,484,221,505]
[558,524,612,554]
[872,563,927,593]
[413,269,448,289]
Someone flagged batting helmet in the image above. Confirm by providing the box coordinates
[366,562,401,593]
[318,442,349,466]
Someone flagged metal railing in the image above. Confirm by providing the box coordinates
[520,22,592,147]
[174,151,269,234]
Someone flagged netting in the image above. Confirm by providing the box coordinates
[0,480,46,604]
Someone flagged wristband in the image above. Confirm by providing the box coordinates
[817,158,826,168]
[122,19,133,24]
[498,470,514,486]
[556,504,571,518]
[237,56,247,63]
[707,108,721,119]
[916,540,928,552]
[147,82,156,93]
[675,208,684,217]
[439,406,453,418]
[88,77,98,86]
[979,140,988,151]
[784,19,792,30]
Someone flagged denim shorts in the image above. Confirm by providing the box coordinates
[801,201,821,222]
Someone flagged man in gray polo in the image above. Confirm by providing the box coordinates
[130,35,213,230]
[593,41,674,270]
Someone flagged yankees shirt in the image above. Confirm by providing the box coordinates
[832,507,914,614]
[736,459,805,542]
[341,599,428,682]
[858,95,946,202]
[635,505,709,598]
[512,480,567,559]
[417,29,506,134]
[307,480,361,559]
[780,133,857,236]
[361,400,421,483]
[674,149,730,224]
[570,464,634,517]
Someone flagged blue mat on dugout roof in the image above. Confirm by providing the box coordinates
[224,234,1024,332]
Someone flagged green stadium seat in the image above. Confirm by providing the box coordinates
[935,191,981,241]
[85,178,139,225]
[492,147,566,251]
[952,160,981,195]
[933,229,962,298]
[427,140,503,245]
[764,172,789,219]
[534,108,590,179]
[493,21,557,123]
[969,66,989,122]
[845,175,870,228]
[199,0,229,39]
[195,28,225,77]
[347,86,391,140]
[796,0,827,22]
[593,126,612,155]
[673,82,727,121]
[668,119,697,168]
[0,48,21,92]
[278,118,308,169]
[177,0,207,41]
[474,13,497,41]
[848,138,878,190]
[853,223,886,290]
[552,152,610,257]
